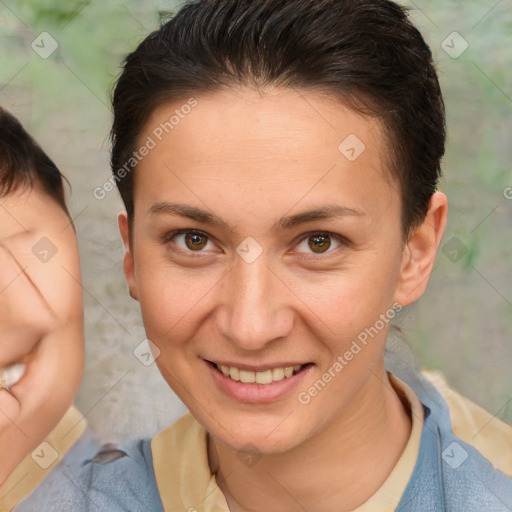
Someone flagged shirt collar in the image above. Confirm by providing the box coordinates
[151,374,424,511]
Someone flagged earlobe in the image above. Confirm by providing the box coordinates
[394,191,448,307]
[118,212,139,301]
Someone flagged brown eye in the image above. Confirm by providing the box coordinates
[185,232,208,251]
[308,234,331,253]
[295,231,346,257]
[163,229,214,254]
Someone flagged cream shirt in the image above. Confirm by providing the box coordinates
[151,371,512,512]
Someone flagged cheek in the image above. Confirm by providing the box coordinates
[305,285,387,375]
[295,259,399,335]
[136,260,215,347]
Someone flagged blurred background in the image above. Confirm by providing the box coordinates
[0,0,511,441]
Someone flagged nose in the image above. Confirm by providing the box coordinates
[214,254,294,351]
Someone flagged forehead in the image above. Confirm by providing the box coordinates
[134,87,399,227]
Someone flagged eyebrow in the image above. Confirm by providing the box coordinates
[149,202,366,232]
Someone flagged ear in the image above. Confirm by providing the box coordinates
[118,211,139,301]
[394,191,448,307]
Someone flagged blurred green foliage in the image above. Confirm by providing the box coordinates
[15,0,85,26]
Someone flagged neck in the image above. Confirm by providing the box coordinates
[208,368,411,512]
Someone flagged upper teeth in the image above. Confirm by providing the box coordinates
[217,364,303,385]
[0,363,26,389]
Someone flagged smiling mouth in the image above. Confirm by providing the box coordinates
[209,361,312,385]
[0,363,26,391]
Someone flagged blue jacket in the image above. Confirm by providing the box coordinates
[19,370,512,511]
[394,368,512,511]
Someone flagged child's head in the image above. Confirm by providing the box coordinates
[113,0,448,454]
[0,107,71,219]
[0,107,84,482]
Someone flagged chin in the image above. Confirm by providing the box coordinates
[204,409,308,455]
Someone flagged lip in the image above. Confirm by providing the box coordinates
[0,367,23,407]
[0,363,26,390]
[205,359,313,404]
[0,364,27,400]
[0,342,40,399]
[0,353,36,418]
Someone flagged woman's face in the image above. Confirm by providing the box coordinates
[0,181,83,477]
[120,87,421,453]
